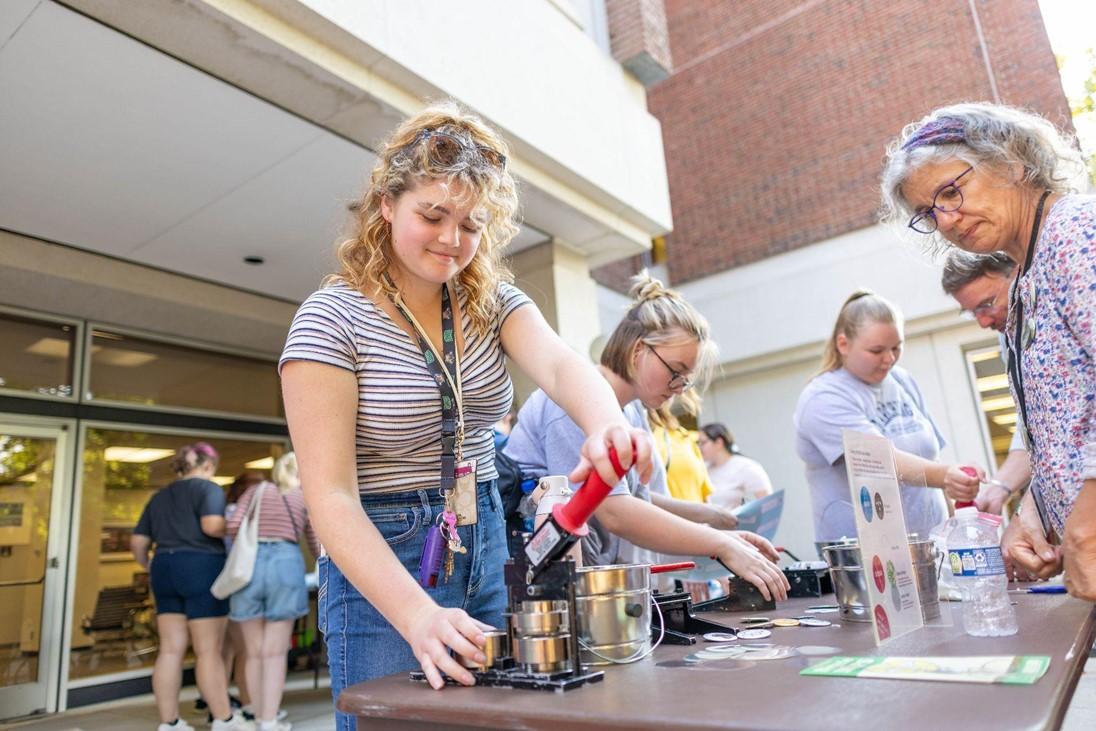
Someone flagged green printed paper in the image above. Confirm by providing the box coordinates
[800,655,1050,685]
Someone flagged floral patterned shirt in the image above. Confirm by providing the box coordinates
[1008,194,1096,534]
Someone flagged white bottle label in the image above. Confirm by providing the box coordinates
[948,546,1006,577]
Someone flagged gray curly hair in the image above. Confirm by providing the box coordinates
[879,102,1088,250]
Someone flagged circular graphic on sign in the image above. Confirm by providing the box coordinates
[872,555,886,593]
[874,605,891,640]
[886,560,897,588]
[891,581,902,611]
[874,492,885,520]
[860,486,874,523]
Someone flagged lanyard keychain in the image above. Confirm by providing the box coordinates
[1006,190,1053,538]
[385,279,469,587]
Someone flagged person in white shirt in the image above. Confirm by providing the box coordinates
[698,423,774,509]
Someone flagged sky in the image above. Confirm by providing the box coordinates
[1038,0,1096,159]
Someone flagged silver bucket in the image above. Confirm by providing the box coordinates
[821,539,940,623]
[574,564,651,665]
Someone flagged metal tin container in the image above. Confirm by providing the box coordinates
[513,633,570,673]
[511,607,566,637]
[574,564,651,665]
[821,539,941,623]
[457,629,509,671]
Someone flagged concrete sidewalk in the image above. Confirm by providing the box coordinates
[3,677,336,731]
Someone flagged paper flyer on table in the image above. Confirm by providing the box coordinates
[842,431,923,645]
[800,655,1051,685]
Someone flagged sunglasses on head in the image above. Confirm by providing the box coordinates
[404,129,507,171]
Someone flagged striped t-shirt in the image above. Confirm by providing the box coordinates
[226,483,320,557]
[279,281,532,493]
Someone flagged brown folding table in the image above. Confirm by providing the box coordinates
[338,592,1096,731]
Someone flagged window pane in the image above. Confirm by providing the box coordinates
[0,434,56,688]
[966,344,1018,467]
[87,330,283,419]
[69,428,288,681]
[0,312,75,398]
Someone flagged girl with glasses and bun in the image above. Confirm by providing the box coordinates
[280,102,651,722]
[504,271,789,601]
[794,292,985,552]
[881,102,1096,600]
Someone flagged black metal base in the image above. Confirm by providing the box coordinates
[651,591,735,645]
[409,666,605,692]
[784,568,833,598]
[693,577,776,614]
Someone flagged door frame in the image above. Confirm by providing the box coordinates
[58,419,291,707]
[0,414,76,719]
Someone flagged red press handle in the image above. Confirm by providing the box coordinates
[651,562,697,575]
[553,446,629,534]
[955,466,978,509]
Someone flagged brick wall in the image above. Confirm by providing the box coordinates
[606,0,673,85]
[596,0,1072,288]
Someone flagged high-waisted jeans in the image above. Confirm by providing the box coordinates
[318,480,508,730]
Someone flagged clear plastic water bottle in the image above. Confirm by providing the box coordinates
[946,506,1017,637]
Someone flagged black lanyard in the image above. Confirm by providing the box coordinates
[388,283,462,494]
[1006,189,1050,453]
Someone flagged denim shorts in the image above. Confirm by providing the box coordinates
[150,549,229,619]
[319,480,507,731]
[229,540,308,622]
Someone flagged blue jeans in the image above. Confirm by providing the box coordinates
[229,541,308,622]
[319,480,507,730]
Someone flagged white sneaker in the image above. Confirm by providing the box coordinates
[256,721,292,731]
[210,712,254,731]
[241,706,286,722]
[158,721,196,731]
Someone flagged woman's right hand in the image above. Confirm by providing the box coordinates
[405,603,493,689]
[714,534,789,602]
[569,424,653,487]
[943,464,983,501]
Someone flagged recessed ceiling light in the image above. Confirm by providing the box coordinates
[244,255,265,265]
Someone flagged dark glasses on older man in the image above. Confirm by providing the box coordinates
[908,166,973,234]
[404,129,507,170]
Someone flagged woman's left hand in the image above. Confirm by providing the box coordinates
[569,425,653,487]
[732,530,780,562]
[1063,481,1096,601]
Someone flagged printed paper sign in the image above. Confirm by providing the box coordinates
[842,431,923,645]
[730,490,784,541]
[801,655,1050,685]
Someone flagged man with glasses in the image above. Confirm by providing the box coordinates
[941,249,1031,517]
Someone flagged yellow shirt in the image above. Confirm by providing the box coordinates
[652,425,713,503]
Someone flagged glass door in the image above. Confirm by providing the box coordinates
[0,421,70,719]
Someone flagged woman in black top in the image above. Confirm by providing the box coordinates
[131,442,249,731]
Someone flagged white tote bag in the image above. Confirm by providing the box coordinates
[211,484,265,599]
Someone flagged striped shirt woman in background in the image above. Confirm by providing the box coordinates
[225,453,318,731]
[279,101,652,723]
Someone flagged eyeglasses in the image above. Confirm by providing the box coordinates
[908,166,973,234]
[647,345,693,391]
[959,292,1001,320]
[404,129,507,170]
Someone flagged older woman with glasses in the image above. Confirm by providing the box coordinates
[880,102,1096,599]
